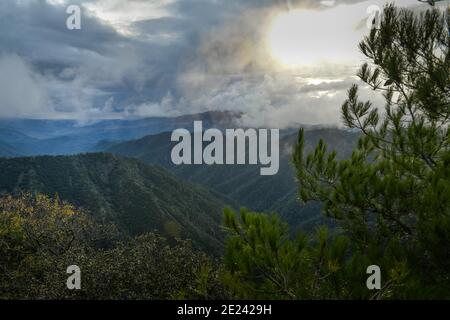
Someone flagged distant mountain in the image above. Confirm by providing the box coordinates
[0,153,233,253]
[0,140,20,157]
[0,111,241,156]
[104,128,360,232]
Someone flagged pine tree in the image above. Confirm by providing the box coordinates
[223,4,450,299]
[293,4,449,298]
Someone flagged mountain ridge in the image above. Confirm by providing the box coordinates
[0,111,242,156]
[0,153,232,253]
[103,127,360,232]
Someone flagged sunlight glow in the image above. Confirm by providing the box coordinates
[267,8,354,68]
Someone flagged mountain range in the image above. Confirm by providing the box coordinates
[0,111,240,156]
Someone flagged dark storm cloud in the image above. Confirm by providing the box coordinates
[0,1,124,66]
[0,0,370,122]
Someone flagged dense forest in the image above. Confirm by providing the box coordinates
[105,128,360,232]
[0,153,229,253]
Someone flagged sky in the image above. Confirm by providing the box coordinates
[0,0,447,127]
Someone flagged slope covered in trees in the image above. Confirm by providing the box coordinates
[105,128,359,231]
[0,193,226,299]
[0,153,230,253]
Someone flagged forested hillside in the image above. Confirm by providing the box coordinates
[105,128,360,231]
[0,153,231,253]
[0,193,227,299]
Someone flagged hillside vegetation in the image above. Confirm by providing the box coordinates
[0,193,226,299]
[0,153,230,253]
[106,128,359,231]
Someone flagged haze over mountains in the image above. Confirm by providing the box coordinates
[0,111,359,251]
[0,111,240,156]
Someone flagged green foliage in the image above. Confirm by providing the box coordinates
[0,153,227,254]
[0,193,226,299]
[223,207,322,299]
[224,5,450,299]
[292,4,450,298]
[107,128,360,232]
[222,208,419,299]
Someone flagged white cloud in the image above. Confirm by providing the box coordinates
[83,0,176,35]
[0,54,51,118]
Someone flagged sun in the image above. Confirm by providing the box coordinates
[267,9,349,68]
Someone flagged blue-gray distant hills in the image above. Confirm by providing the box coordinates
[0,111,240,156]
